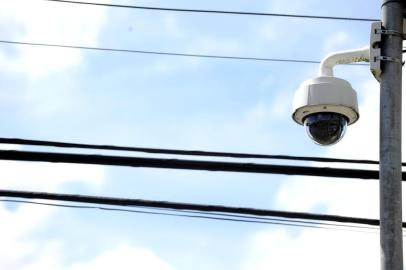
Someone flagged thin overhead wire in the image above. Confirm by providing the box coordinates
[0,137,393,165]
[0,40,369,65]
[0,149,401,179]
[0,189,400,228]
[44,0,379,22]
[0,40,319,64]
[0,198,379,234]
[137,206,374,230]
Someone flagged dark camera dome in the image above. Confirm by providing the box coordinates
[304,113,348,146]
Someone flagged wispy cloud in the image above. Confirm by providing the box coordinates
[0,0,108,79]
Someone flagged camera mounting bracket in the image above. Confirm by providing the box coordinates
[370,21,404,82]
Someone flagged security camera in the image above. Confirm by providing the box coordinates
[291,45,370,146]
[292,76,359,146]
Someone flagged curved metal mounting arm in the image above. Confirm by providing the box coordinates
[319,46,370,76]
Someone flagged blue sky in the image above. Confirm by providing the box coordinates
[0,0,404,269]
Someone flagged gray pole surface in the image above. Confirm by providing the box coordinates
[380,0,403,269]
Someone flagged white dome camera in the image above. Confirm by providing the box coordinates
[292,76,359,145]
[292,46,369,146]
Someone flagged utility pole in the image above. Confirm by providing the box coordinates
[380,0,404,269]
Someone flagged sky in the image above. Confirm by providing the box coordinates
[0,0,404,269]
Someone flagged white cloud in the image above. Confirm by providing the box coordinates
[240,92,290,129]
[0,203,57,269]
[0,222,174,270]
[322,31,351,53]
[10,243,173,270]
[70,246,174,270]
[0,160,105,191]
[0,0,108,79]
[163,15,181,38]
[269,90,292,119]
[13,241,64,270]
[187,35,242,55]
[266,0,320,14]
[243,228,380,270]
[257,21,278,43]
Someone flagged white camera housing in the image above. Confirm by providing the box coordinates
[291,45,369,145]
[292,76,359,126]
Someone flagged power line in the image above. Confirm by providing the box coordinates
[1,192,373,231]
[0,40,369,65]
[0,40,319,64]
[0,198,379,234]
[44,0,379,22]
[137,206,374,231]
[0,149,401,179]
[0,137,393,165]
[0,199,326,230]
[0,199,324,228]
[0,189,402,227]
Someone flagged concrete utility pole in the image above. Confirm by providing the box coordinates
[380,0,404,269]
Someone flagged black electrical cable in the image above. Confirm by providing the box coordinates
[136,206,375,231]
[44,0,379,22]
[0,149,402,179]
[0,199,341,228]
[0,40,369,65]
[0,199,323,230]
[0,137,385,165]
[0,198,379,234]
[0,189,403,228]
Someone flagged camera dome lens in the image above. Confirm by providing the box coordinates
[304,113,348,146]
